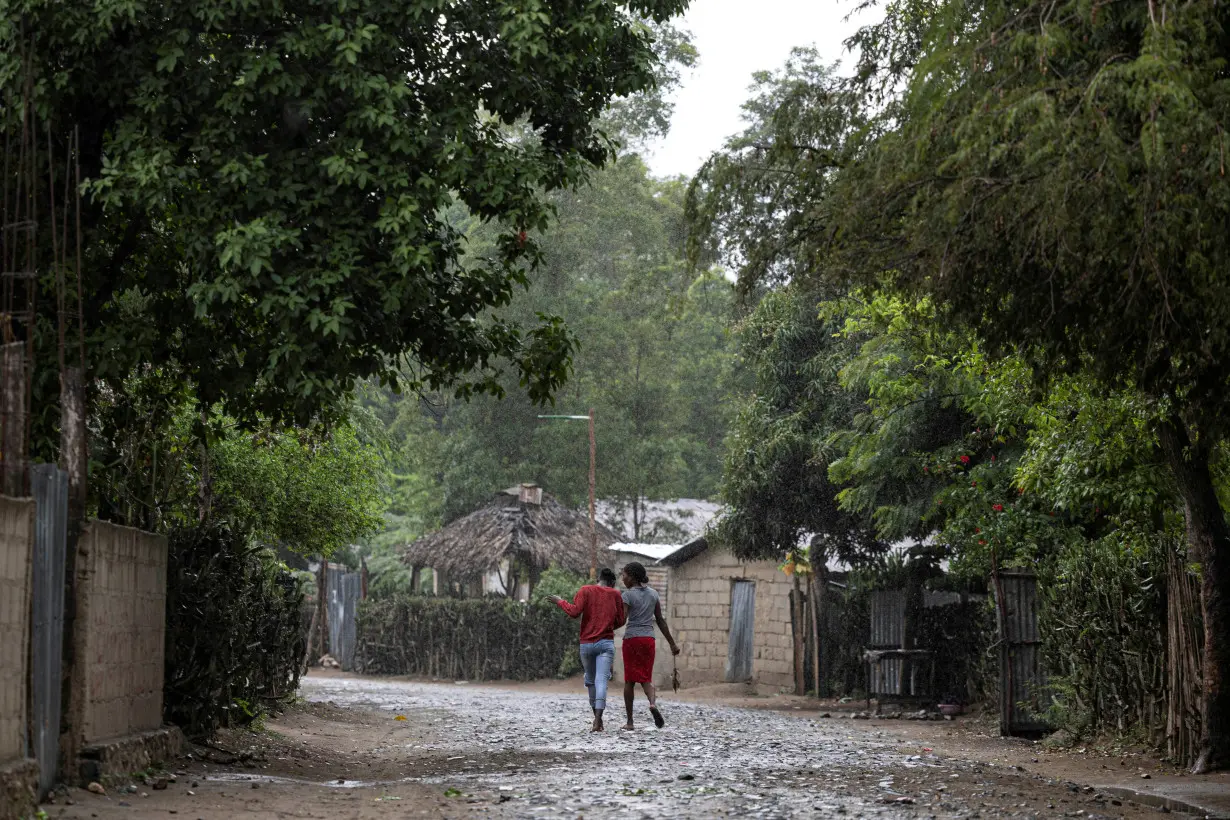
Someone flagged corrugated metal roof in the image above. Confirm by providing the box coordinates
[607,542,686,562]
[656,536,709,568]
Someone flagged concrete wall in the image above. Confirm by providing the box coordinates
[667,547,795,691]
[76,521,168,744]
[0,496,34,762]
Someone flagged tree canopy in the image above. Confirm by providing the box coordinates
[687,4,1230,770]
[828,0,1230,770]
[363,153,739,540]
[3,0,690,429]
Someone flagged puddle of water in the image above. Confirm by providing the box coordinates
[204,772,403,790]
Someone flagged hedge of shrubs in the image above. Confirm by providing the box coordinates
[163,524,306,737]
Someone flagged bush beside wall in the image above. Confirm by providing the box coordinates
[163,525,306,738]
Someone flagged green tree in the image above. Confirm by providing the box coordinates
[91,376,385,555]
[714,285,881,562]
[686,12,1230,768]
[3,0,689,435]
[686,46,860,294]
[827,0,1230,770]
[375,154,739,532]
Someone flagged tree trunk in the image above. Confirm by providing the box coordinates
[197,424,212,523]
[1159,418,1230,773]
[317,560,329,663]
[1,342,27,496]
[632,496,641,541]
[58,365,88,778]
[812,566,826,698]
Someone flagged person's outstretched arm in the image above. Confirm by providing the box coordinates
[654,601,680,655]
[549,587,586,618]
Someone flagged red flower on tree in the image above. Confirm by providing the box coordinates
[993,503,1004,512]
[959,455,970,465]
[516,229,527,247]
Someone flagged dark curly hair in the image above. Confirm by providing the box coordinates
[598,567,617,585]
[623,561,649,585]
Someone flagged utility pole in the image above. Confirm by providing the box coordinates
[538,410,598,579]
[588,408,596,580]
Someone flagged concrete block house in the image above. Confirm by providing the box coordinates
[606,537,798,692]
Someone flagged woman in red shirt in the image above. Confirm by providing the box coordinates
[549,568,626,732]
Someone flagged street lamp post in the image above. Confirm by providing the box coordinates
[537,408,597,579]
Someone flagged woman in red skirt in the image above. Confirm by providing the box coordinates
[619,561,680,730]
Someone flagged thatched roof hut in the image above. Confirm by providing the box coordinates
[401,484,620,593]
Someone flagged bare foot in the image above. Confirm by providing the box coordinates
[591,719,604,732]
[621,723,635,731]
[649,705,664,728]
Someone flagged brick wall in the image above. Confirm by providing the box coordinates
[0,497,34,762]
[667,547,795,691]
[76,521,168,744]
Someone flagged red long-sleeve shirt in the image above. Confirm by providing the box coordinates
[555,584,626,643]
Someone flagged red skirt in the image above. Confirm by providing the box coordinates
[622,637,656,683]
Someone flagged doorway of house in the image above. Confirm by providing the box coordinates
[725,579,756,682]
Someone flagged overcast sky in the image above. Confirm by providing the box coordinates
[643,0,876,179]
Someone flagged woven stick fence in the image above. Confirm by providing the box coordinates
[355,597,578,680]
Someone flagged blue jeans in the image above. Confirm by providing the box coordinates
[579,639,615,711]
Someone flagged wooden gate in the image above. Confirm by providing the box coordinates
[725,580,756,682]
[993,571,1049,735]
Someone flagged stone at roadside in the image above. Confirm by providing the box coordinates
[1140,773,1151,779]
[678,774,695,781]
[87,782,105,795]
[153,777,169,790]
[1044,729,1076,749]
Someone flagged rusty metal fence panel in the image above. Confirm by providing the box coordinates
[327,571,361,671]
[30,464,67,793]
[871,656,904,695]
[869,590,905,649]
[994,571,1049,735]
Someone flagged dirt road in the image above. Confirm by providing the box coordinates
[43,673,1200,819]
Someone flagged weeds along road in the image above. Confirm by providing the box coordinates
[49,674,1183,819]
